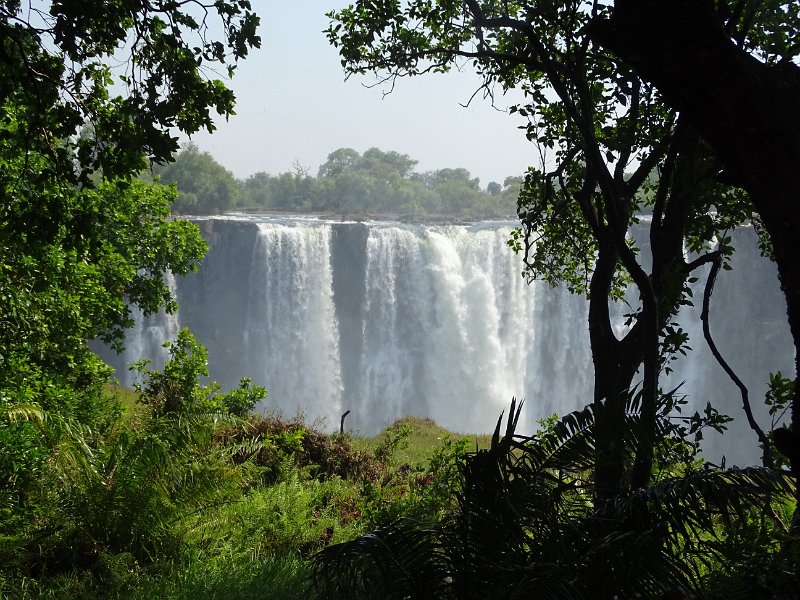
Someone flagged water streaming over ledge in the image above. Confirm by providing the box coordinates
[102,215,793,465]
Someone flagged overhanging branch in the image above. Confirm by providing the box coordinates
[701,250,772,467]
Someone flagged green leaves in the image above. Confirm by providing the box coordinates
[2,0,260,181]
[313,399,795,599]
[0,134,207,552]
[240,146,518,217]
[0,0,264,584]
[134,329,266,418]
[155,143,241,214]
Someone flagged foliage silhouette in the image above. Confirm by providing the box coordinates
[325,0,780,510]
[312,399,795,599]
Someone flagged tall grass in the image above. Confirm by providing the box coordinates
[353,416,492,467]
[0,553,313,600]
[1,398,474,599]
[127,553,314,600]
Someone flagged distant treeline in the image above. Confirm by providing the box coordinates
[153,144,523,218]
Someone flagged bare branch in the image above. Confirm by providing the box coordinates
[701,250,773,467]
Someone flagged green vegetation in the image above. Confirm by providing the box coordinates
[154,144,242,214]
[352,416,492,468]
[305,1,800,597]
[157,144,522,218]
[0,331,476,598]
[326,0,800,515]
[314,400,798,599]
[3,0,800,597]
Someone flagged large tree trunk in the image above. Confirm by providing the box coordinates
[588,0,800,518]
[590,126,706,500]
[589,226,661,501]
[590,229,637,502]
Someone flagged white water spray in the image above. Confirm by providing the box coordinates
[109,216,792,463]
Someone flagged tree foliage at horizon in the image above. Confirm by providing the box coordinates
[157,142,522,218]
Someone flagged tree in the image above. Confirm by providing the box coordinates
[427,168,484,214]
[0,0,259,182]
[327,0,759,504]
[584,0,800,520]
[0,0,259,534]
[313,401,794,598]
[0,0,259,381]
[0,139,209,535]
[361,147,418,179]
[238,145,516,217]
[155,143,241,213]
[318,147,362,179]
[243,171,274,207]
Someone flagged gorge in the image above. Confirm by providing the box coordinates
[103,215,794,465]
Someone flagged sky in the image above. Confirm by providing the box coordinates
[187,0,537,188]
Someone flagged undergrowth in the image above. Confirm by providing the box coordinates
[0,334,474,598]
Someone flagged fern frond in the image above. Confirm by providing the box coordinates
[313,518,450,600]
[5,403,48,425]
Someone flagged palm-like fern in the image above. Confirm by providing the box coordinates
[312,398,794,599]
[2,332,266,574]
[67,411,246,559]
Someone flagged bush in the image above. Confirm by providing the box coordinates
[219,413,382,484]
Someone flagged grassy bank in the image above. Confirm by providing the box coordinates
[1,382,480,599]
[352,415,492,467]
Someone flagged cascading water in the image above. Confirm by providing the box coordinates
[105,215,794,464]
[242,222,343,424]
[666,228,795,461]
[105,270,181,387]
[349,224,588,433]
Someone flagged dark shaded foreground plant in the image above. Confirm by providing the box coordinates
[312,399,797,600]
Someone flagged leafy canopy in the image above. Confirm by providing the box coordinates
[325,0,790,512]
[0,0,259,537]
[327,0,757,296]
[240,146,519,217]
[155,142,241,214]
[0,0,260,393]
[0,0,260,182]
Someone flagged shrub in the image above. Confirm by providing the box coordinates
[219,414,382,484]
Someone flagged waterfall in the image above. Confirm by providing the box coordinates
[106,215,793,464]
[112,271,181,387]
[243,222,343,424]
[664,227,794,462]
[351,224,583,433]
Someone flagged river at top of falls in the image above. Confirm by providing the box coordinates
[104,214,794,466]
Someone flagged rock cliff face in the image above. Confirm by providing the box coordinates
[106,215,793,464]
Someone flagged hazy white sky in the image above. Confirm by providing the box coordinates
[188,0,536,187]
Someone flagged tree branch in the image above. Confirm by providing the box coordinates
[701,251,772,467]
